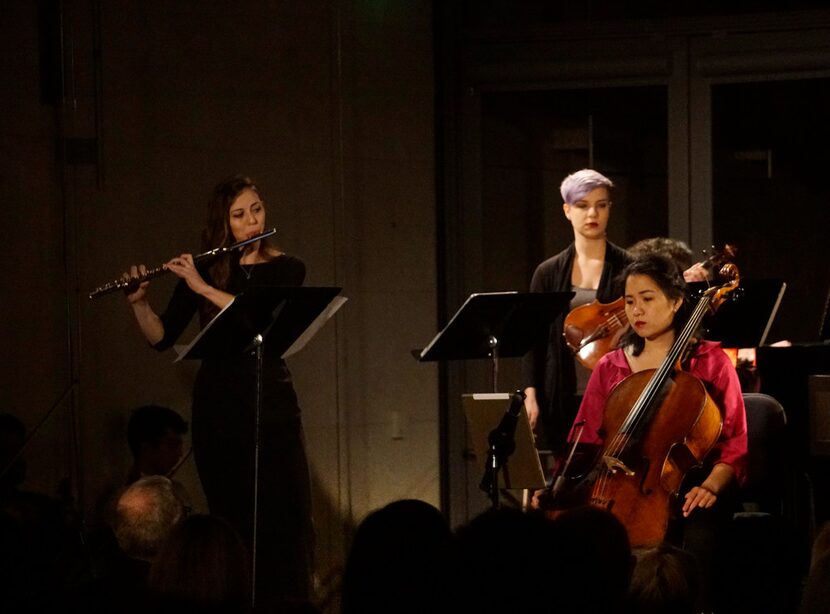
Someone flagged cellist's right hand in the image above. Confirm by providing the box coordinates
[123,264,150,304]
[530,488,551,510]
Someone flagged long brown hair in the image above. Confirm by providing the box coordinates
[199,175,276,325]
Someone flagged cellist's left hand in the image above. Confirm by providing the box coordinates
[682,463,735,517]
[682,486,717,517]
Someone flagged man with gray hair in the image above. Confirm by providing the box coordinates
[114,475,185,562]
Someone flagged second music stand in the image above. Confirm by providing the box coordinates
[701,278,787,348]
[418,291,572,507]
[418,291,573,391]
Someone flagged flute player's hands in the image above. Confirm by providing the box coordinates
[165,253,211,296]
[123,264,150,304]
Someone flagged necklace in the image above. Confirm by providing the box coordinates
[240,262,255,279]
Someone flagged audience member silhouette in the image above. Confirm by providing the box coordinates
[126,405,188,484]
[801,521,830,614]
[148,513,250,612]
[626,542,700,614]
[66,475,185,611]
[114,475,186,563]
[341,499,458,614]
[809,521,830,573]
[551,505,634,614]
[455,506,559,614]
[801,554,830,614]
[0,412,73,611]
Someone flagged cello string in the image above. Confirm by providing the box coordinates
[607,291,712,455]
[621,294,712,446]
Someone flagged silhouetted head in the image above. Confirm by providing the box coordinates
[127,405,188,480]
[455,507,559,613]
[342,499,457,614]
[148,513,250,610]
[628,543,700,614]
[114,476,185,562]
[552,505,634,614]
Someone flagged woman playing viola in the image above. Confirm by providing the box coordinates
[523,169,632,452]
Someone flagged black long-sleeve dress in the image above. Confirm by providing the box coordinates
[153,254,313,608]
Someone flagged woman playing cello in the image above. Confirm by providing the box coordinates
[565,253,748,609]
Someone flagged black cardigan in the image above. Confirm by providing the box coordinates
[523,241,631,450]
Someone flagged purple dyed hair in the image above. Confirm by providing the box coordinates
[559,169,614,204]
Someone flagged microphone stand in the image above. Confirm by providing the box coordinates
[480,390,526,509]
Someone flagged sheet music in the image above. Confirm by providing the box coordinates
[281,296,348,358]
[462,392,545,489]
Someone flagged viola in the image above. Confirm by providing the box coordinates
[581,264,740,547]
[564,297,627,370]
[563,244,737,369]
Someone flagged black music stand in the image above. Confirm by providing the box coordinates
[417,291,573,390]
[174,285,345,607]
[701,279,787,348]
[418,291,572,508]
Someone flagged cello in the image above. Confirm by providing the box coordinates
[558,262,740,547]
[564,245,737,369]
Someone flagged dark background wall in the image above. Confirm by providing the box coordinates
[4,0,830,599]
[1,0,438,592]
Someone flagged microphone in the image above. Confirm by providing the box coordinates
[507,390,526,416]
[480,390,528,497]
[487,390,527,452]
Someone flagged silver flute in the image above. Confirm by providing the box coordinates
[88,227,277,299]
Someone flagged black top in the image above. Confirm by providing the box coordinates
[523,241,631,449]
[153,254,306,351]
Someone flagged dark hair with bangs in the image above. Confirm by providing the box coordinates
[618,253,691,357]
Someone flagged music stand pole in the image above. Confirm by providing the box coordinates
[488,335,499,393]
[250,334,264,607]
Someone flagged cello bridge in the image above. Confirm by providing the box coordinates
[601,455,635,476]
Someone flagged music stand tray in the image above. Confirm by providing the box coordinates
[417,291,574,362]
[463,393,546,490]
[174,286,345,362]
